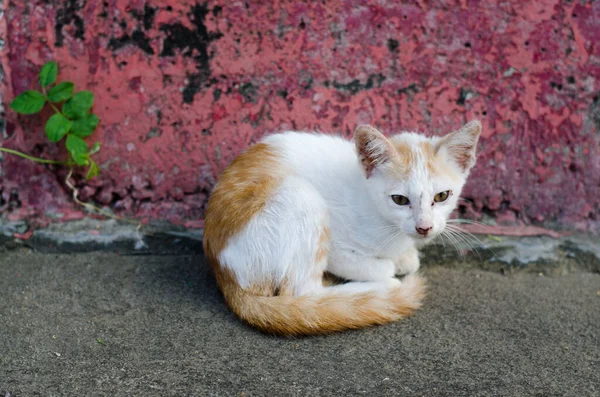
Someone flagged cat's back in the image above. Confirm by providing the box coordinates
[261,131,358,179]
[262,130,352,152]
[205,131,358,259]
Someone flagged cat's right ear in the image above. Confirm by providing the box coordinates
[354,125,396,178]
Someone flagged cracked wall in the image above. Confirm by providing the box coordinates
[1,0,599,232]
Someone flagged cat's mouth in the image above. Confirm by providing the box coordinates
[413,232,436,242]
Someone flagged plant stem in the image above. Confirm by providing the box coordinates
[42,88,63,116]
[48,102,62,115]
[64,167,142,228]
[0,147,65,165]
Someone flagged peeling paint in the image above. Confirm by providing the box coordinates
[0,1,599,232]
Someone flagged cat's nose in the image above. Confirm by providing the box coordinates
[415,226,432,236]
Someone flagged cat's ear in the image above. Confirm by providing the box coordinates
[437,120,482,172]
[354,125,396,178]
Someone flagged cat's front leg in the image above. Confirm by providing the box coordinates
[394,242,421,275]
[327,249,396,282]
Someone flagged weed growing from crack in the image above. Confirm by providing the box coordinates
[5,61,122,220]
[8,61,101,178]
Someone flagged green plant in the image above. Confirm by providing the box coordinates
[5,62,142,229]
[7,61,101,179]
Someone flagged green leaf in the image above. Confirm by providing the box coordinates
[45,113,72,142]
[89,142,101,155]
[96,337,105,345]
[71,114,99,138]
[86,160,100,180]
[62,91,94,119]
[10,90,46,114]
[47,82,74,102]
[39,61,58,88]
[66,134,89,165]
[74,153,89,165]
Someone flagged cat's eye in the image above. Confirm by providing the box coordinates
[434,190,451,203]
[391,195,410,206]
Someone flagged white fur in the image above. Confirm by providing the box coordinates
[219,122,480,293]
[219,176,327,295]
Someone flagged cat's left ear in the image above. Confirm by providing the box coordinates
[437,120,482,172]
[354,125,397,178]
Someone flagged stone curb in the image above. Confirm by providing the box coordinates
[1,219,599,274]
[0,219,203,255]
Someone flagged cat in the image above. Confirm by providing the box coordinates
[203,120,482,335]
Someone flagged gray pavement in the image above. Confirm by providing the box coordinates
[1,250,599,396]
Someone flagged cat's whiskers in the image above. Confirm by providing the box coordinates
[440,229,464,257]
[433,232,445,247]
[433,232,448,252]
[447,218,491,228]
[443,224,490,260]
[445,220,492,258]
[445,224,486,247]
[445,225,476,246]
[367,220,404,235]
[374,228,406,255]
[444,229,478,259]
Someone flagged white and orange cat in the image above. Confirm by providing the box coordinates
[204,120,482,335]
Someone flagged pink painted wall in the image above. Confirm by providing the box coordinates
[1,1,599,232]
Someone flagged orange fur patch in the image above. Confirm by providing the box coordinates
[203,143,283,261]
[315,227,331,264]
[276,278,296,297]
[419,141,436,173]
[390,141,414,175]
[390,138,460,182]
[419,141,459,181]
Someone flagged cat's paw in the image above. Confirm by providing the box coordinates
[394,245,421,275]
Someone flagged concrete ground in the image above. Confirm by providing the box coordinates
[0,250,598,396]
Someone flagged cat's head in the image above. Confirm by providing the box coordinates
[354,121,482,243]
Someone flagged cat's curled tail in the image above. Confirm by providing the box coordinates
[212,266,426,336]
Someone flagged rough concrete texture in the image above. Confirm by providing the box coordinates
[1,1,600,232]
[1,251,599,396]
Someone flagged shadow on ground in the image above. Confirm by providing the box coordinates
[1,250,598,396]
